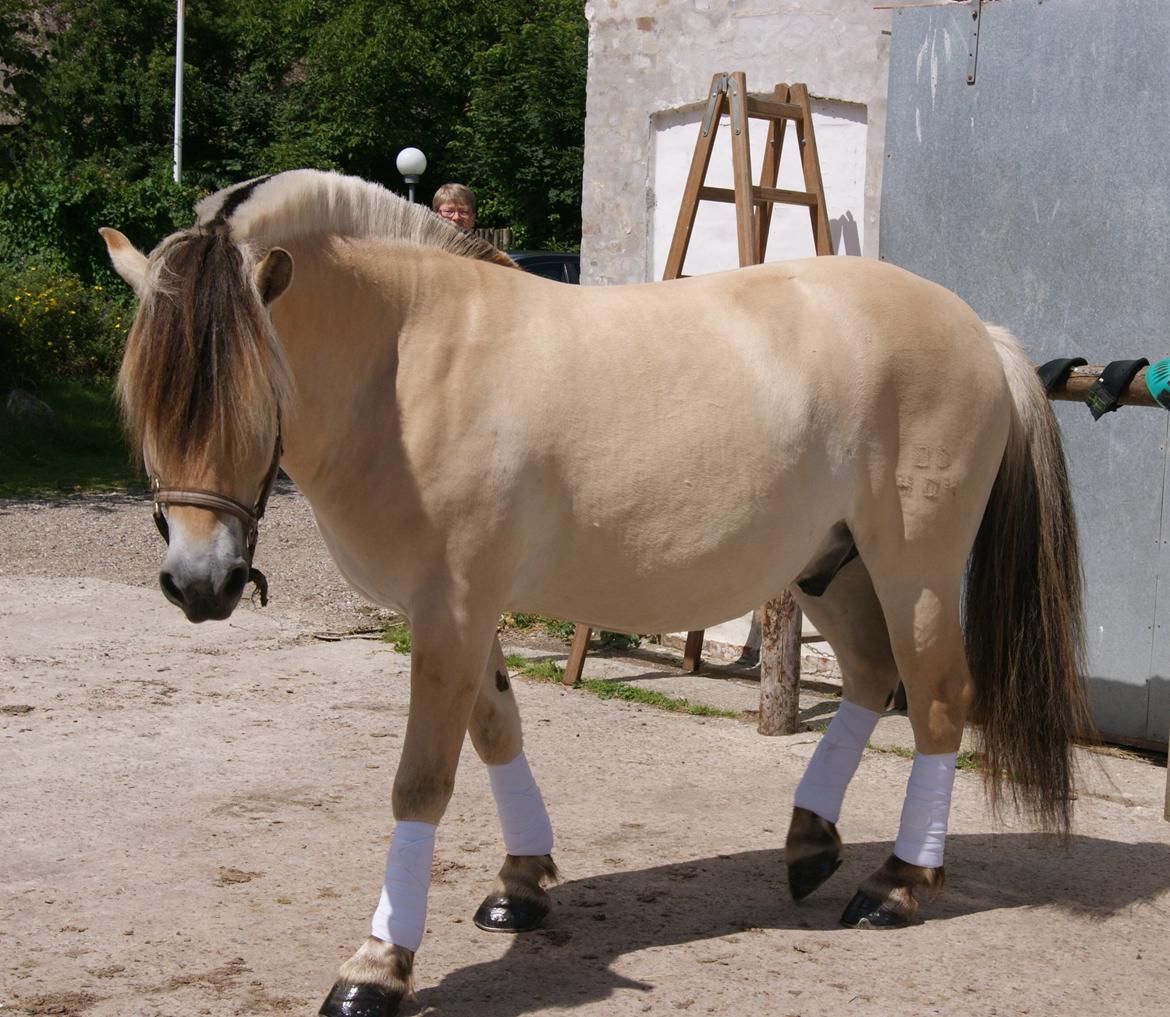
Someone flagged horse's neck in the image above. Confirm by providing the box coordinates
[270,238,415,484]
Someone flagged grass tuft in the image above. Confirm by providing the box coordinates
[381,620,412,655]
[499,613,642,648]
[503,653,739,719]
[580,678,738,717]
[868,741,983,772]
[500,613,576,640]
[509,657,564,682]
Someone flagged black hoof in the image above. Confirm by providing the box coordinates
[839,889,912,930]
[319,981,403,1017]
[787,850,842,902]
[473,893,549,933]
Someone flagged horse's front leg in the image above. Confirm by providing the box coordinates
[467,636,557,933]
[319,613,493,1017]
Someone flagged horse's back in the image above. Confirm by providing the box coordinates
[525,256,1011,499]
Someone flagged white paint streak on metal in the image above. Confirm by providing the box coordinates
[931,41,939,108]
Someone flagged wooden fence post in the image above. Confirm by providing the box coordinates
[758,590,802,735]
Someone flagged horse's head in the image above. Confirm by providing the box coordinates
[101,224,294,622]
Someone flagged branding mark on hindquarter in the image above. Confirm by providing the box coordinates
[913,446,952,470]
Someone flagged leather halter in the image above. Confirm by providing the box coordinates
[150,425,283,607]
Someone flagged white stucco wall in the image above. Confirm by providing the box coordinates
[581,0,893,285]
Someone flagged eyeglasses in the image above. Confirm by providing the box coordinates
[437,206,474,221]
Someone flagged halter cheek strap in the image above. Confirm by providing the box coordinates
[150,427,283,607]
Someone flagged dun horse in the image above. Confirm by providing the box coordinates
[102,169,1088,1017]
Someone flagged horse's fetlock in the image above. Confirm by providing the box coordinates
[495,853,559,902]
[859,853,945,919]
[337,936,414,996]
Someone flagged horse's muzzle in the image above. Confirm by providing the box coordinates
[159,561,250,622]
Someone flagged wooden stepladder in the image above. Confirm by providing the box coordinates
[663,72,833,278]
[564,72,833,736]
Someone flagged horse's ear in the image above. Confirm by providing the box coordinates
[254,247,293,305]
[99,227,148,297]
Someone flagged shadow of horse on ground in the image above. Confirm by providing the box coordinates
[411,834,1170,1015]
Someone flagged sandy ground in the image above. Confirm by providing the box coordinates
[2,489,1169,1017]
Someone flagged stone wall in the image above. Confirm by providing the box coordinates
[581,0,893,284]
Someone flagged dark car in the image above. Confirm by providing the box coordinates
[509,250,580,284]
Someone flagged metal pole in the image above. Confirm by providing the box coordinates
[173,0,185,183]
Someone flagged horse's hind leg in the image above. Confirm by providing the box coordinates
[785,555,901,901]
[467,636,557,933]
[839,557,971,929]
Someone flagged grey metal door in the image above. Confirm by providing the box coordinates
[880,0,1170,746]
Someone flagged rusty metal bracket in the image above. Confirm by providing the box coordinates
[966,0,983,85]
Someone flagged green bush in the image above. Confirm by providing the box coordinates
[0,261,134,389]
[0,160,202,284]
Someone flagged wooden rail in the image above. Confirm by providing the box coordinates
[697,185,820,209]
[1045,364,1160,407]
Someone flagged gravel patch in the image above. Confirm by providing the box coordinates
[0,475,390,637]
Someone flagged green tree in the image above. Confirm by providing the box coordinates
[263,2,538,197]
[451,0,586,249]
[0,0,587,279]
[0,0,47,127]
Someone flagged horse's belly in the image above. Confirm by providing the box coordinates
[510,505,832,634]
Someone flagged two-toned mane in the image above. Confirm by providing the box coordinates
[110,170,512,471]
[103,168,1088,1017]
[194,170,515,262]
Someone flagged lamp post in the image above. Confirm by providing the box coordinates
[173,0,185,183]
[395,148,427,203]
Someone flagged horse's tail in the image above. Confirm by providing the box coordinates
[964,324,1091,834]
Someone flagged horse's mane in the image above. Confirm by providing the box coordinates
[194,169,515,267]
[118,225,293,473]
[121,169,511,473]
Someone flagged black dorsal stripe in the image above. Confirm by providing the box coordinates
[208,174,274,229]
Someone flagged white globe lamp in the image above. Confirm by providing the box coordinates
[396,147,427,203]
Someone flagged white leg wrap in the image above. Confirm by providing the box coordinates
[893,751,956,869]
[487,752,554,857]
[793,700,880,824]
[370,820,435,952]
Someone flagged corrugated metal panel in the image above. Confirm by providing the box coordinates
[880,0,1170,746]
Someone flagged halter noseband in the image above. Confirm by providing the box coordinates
[150,425,283,607]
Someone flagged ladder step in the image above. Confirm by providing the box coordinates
[744,95,804,122]
[698,184,818,209]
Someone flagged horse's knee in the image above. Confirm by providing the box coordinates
[469,676,522,765]
[392,769,456,824]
